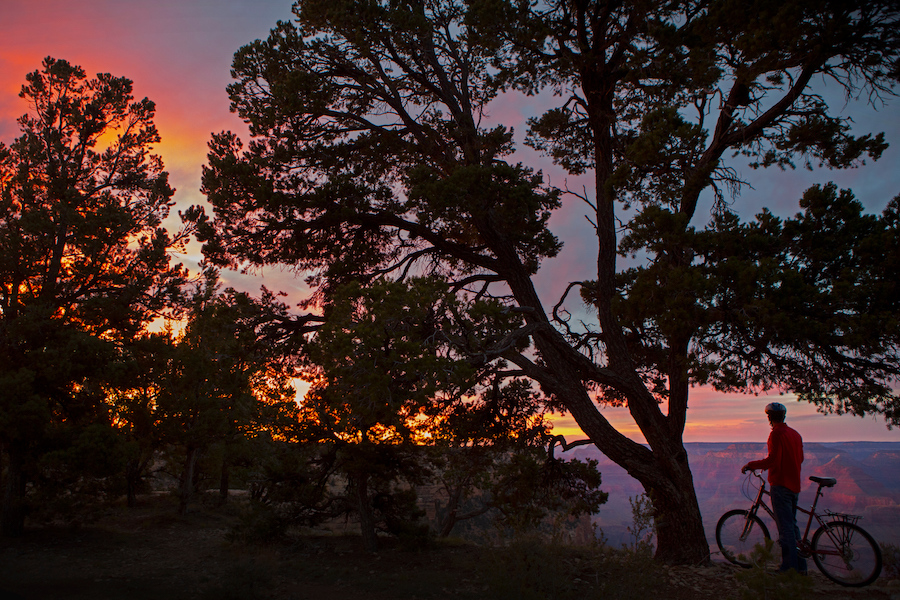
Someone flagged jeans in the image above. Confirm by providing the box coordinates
[771,485,808,573]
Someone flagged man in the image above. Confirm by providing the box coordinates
[741,402,807,574]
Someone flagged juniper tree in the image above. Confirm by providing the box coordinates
[0,58,188,535]
[194,0,900,563]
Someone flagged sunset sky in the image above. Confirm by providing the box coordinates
[2,0,898,443]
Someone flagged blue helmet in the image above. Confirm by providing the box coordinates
[765,402,787,416]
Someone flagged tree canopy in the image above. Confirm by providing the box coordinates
[154,270,300,514]
[0,57,189,535]
[295,277,605,549]
[194,0,900,563]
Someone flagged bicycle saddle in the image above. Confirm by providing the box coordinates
[809,476,837,487]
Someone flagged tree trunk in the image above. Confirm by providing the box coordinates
[548,21,711,565]
[126,464,139,508]
[219,456,229,505]
[575,389,710,564]
[355,471,378,552]
[594,430,710,562]
[179,446,199,515]
[642,454,709,564]
[438,483,463,538]
[1,442,27,537]
[125,456,145,508]
[525,331,711,565]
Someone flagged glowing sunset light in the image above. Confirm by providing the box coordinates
[2,0,897,445]
[548,389,899,445]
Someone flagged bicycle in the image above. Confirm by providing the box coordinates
[715,471,883,587]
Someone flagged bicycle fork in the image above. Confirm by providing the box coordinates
[741,487,767,542]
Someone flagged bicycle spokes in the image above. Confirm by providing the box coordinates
[811,521,882,587]
[716,509,770,569]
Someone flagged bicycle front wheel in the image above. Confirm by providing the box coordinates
[716,509,771,567]
[811,520,882,587]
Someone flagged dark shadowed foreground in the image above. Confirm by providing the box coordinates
[0,495,894,600]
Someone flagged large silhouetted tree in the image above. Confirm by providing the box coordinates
[0,58,188,535]
[194,0,900,563]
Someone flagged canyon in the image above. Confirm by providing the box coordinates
[563,441,900,549]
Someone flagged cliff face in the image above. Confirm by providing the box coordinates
[565,442,900,548]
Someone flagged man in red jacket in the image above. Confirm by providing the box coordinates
[742,402,807,574]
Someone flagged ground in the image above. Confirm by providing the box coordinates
[0,495,896,600]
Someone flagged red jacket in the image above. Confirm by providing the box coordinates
[745,423,804,493]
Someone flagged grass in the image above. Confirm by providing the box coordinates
[12,493,889,600]
[482,533,664,600]
[0,493,675,600]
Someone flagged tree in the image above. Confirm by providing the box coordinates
[426,377,607,539]
[155,270,299,514]
[194,0,900,563]
[0,57,188,535]
[299,277,474,551]
[106,332,175,507]
[230,272,601,548]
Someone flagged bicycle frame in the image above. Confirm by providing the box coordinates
[743,471,851,559]
[720,470,882,586]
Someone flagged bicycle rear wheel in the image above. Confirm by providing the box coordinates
[811,521,882,587]
[716,509,771,567]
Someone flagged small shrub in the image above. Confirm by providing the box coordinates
[372,487,434,549]
[625,493,656,553]
[734,539,812,600]
[881,542,900,581]
[227,501,290,544]
[591,543,663,600]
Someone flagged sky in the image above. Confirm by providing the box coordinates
[2,0,898,443]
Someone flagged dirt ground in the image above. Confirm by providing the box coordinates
[0,496,897,600]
